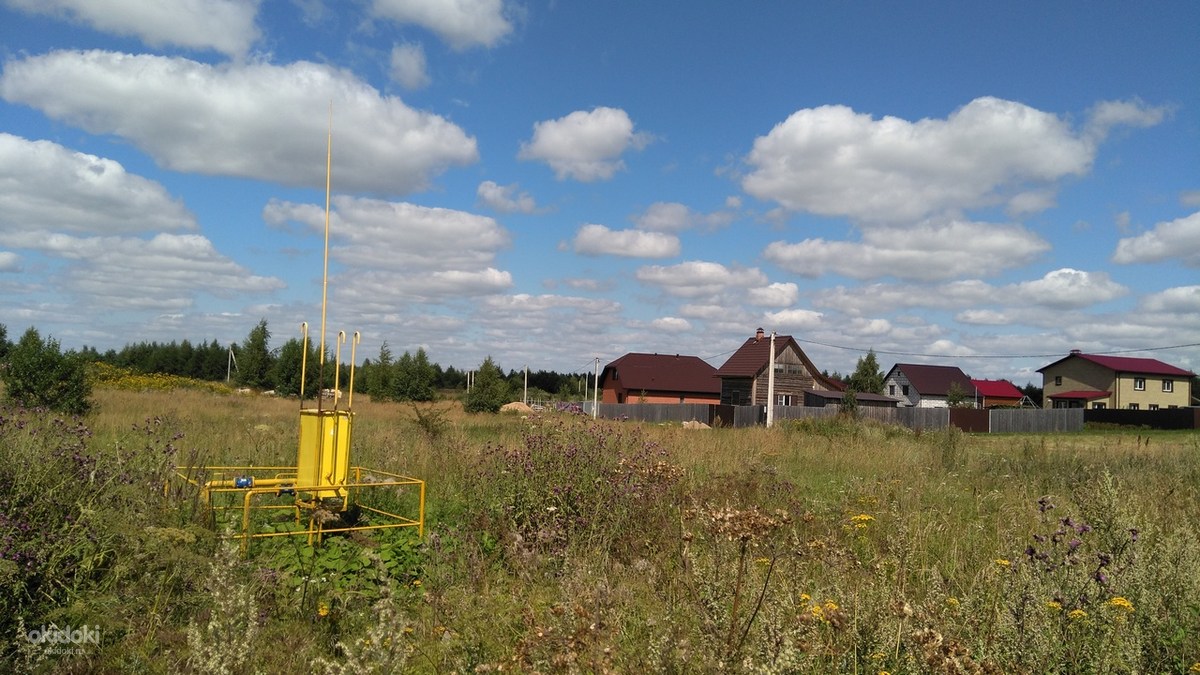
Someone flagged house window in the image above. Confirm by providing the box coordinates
[1149,404,1159,411]
[1128,403,1139,410]
[1092,402,1106,409]
[1162,380,1173,393]
[901,385,909,396]
[1133,378,1145,391]
[888,384,895,395]
[1054,376,1062,386]
[775,394,794,406]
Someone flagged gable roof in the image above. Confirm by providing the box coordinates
[971,379,1023,399]
[887,363,974,397]
[599,353,719,394]
[714,333,837,388]
[1037,352,1194,377]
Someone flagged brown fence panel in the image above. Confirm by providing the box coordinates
[949,408,989,432]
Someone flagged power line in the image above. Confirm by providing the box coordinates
[786,337,1200,360]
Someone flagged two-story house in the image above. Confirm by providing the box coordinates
[884,363,976,408]
[1037,350,1194,410]
[714,328,840,405]
[598,352,720,404]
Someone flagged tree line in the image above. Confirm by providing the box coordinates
[0,320,593,414]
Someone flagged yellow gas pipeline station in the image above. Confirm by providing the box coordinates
[170,114,425,553]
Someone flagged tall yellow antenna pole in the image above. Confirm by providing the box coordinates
[317,103,332,409]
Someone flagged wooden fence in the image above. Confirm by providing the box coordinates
[587,403,1090,433]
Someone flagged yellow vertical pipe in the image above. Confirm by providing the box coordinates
[317,104,332,411]
[299,322,309,401]
[348,331,360,409]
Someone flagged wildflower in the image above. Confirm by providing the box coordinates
[1068,609,1087,621]
[1046,600,1062,611]
[317,602,330,617]
[1129,528,1140,543]
[1106,596,1134,614]
[946,597,960,608]
[994,558,1011,567]
[1189,663,1200,673]
[411,579,422,587]
[754,557,772,566]
[850,513,875,528]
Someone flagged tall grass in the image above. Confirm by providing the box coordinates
[4,388,1199,672]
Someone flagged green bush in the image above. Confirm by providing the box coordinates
[1,327,92,415]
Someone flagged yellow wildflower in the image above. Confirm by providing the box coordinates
[850,513,875,529]
[1068,609,1088,621]
[946,597,960,608]
[824,600,839,612]
[317,602,330,617]
[1046,600,1062,611]
[1106,596,1134,614]
[994,558,1011,567]
[1189,663,1200,673]
[412,579,422,587]
[800,593,811,602]
[754,557,772,566]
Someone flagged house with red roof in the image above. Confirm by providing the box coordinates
[1037,350,1194,410]
[598,353,720,404]
[884,363,977,408]
[714,328,841,405]
[970,379,1027,408]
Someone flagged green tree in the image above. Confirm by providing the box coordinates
[463,356,510,413]
[0,323,10,361]
[271,338,311,396]
[946,381,971,408]
[846,350,885,395]
[365,342,395,401]
[236,319,274,390]
[1,327,92,414]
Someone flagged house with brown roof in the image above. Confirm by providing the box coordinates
[598,353,720,404]
[1037,350,1194,410]
[970,379,1026,408]
[884,363,976,408]
[714,328,840,405]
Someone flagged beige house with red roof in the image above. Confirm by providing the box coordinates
[598,353,720,404]
[1038,350,1194,410]
[714,328,840,405]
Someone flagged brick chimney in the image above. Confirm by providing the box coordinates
[755,327,764,341]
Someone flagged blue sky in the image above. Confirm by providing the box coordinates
[1,0,1197,385]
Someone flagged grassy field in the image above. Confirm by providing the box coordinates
[4,387,1200,673]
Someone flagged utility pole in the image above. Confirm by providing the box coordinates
[592,357,600,419]
[523,365,528,405]
[766,331,776,428]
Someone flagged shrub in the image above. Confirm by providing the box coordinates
[1,327,92,415]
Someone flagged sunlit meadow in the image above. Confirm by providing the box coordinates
[3,381,1200,673]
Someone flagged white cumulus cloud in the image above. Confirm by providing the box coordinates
[519,107,651,182]
[573,224,679,258]
[1112,211,1200,267]
[389,42,431,89]
[742,97,1165,223]
[0,133,196,238]
[1012,268,1127,309]
[264,195,510,273]
[652,317,691,332]
[747,282,799,307]
[763,308,823,329]
[477,180,538,213]
[636,260,766,298]
[0,50,479,195]
[369,0,512,50]
[764,220,1049,281]
[4,0,260,57]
